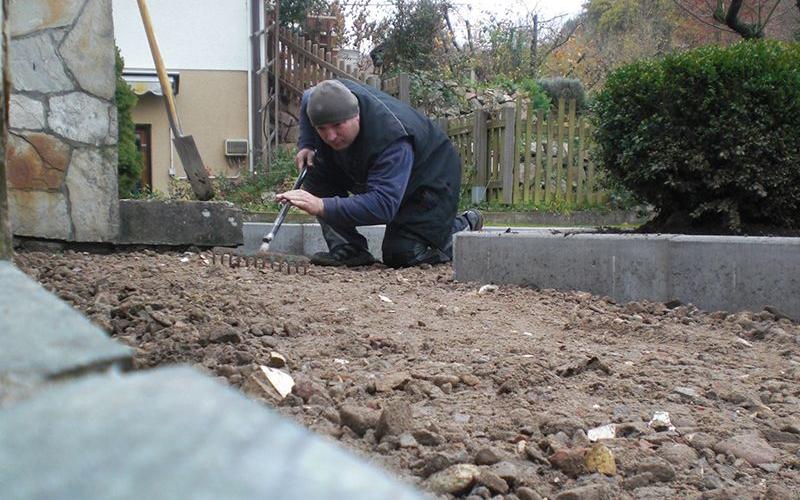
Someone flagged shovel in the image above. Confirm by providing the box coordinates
[136,0,214,201]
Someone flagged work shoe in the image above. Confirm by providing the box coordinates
[310,245,377,267]
[462,209,485,231]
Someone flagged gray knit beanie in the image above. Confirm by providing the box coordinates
[306,80,359,127]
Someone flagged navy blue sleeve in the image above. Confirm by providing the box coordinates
[322,139,413,227]
[298,90,321,151]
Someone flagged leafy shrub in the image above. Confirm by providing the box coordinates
[484,76,551,111]
[169,148,298,211]
[115,47,143,198]
[536,77,587,112]
[593,40,800,231]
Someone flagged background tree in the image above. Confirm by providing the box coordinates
[672,0,799,40]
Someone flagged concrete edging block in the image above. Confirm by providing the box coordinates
[118,200,243,246]
[453,230,800,319]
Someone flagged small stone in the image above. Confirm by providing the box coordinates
[657,443,698,470]
[674,386,700,399]
[549,448,587,477]
[524,443,549,464]
[780,419,800,435]
[687,432,716,451]
[375,401,413,440]
[540,416,585,436]
[758,463,781,473]
[338,405,380,437]
[636,457,675,482]
[623,472,654,490]
[475,447,503,465]
[399,432,418,448]
[209,324,242,344]
[375,371,411,392]
[517,486,544,500]
[412,429,443,446]
[414,452,453,477]
[555,483,613,500]
[433,374,460,387]
[267,351,287,368]
[584,444,616,476]
[764,483,794,500]
[291,378,325,403]
[461,374,480,386]
[423,463,480,495]
[488,461,519,482]
[476,470,508,494]
[714,434,781,466]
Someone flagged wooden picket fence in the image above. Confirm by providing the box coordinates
[443,97,607,208]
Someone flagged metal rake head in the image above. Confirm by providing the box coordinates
[211,249,308,274]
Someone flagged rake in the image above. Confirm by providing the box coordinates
[211,247,309,274]
[212,166,311,274]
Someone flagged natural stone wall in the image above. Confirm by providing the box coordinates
[6,0,118,242]
[0,0,11,260]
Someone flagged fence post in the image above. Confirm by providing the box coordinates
[501,103,516,204]
[397,73,411,105]
[366,74,380,88]
[473,109,488,200]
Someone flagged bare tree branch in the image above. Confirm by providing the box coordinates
[672,0,737,34]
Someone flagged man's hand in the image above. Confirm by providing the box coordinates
[276,189,325,217]
[295,148,315,171]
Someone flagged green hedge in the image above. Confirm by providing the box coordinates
[593,41,800,231]
[116,47,143,198]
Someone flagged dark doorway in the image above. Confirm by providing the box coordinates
[135,124,152,191]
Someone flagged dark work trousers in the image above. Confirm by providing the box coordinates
[303,160,469,268]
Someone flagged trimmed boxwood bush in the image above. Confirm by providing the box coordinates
[537,77,587,112]
[593,41,800,232]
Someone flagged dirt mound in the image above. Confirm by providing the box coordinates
[15,249,800,498]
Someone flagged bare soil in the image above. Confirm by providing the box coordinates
[15,249,800,499]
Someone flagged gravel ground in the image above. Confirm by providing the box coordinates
[15,249,800,500]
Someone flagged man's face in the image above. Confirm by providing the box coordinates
[315,115,360,151]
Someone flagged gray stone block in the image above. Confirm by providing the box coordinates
[9,188,71,240]
[61,0,115,100]
[9,94,46,130]
[453,231,800,319]
[48,92,111,145]
[242,222,391,260]
[0,262,131,396]
[0,366,424,500]
[118,200,243,246]
[668,236,800,316]
[10,32,73,93]
[9,0,83,38]
[66,147,119,242]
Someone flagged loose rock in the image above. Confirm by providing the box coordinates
[375,401,413,440]
[714,434,781,466]
[423,463,480,495]
[338,405,380,437]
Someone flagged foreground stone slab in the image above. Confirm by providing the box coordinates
[453,231,800,320]
[0,367,424,500]
[118,200,243,246]
[0,262,131,398]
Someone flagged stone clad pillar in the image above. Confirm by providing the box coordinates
[6,0,119,243]
[0,0,11,259]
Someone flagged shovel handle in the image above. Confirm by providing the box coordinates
[136,0,181,135]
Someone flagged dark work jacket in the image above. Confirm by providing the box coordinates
[316,79,462,251]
